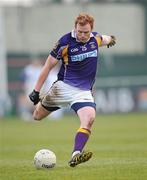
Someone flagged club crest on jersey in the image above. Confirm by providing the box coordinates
[71,49,97,62]
[81,46,87,51]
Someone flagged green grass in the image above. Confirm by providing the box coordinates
[0,113,147,180]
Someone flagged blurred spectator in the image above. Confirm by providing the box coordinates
[137,88,147,111]
[18,58,63,121]
[18,59,43,120]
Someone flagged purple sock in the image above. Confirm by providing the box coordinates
[73,128,90,153]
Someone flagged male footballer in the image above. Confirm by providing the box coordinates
[29,13,116,167]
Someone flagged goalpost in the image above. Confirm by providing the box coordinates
[0,7,11,117]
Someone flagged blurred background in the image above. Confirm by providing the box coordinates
[0,0,147,119]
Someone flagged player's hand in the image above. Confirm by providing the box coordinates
[107,35,116,48]
[29,90,40,105]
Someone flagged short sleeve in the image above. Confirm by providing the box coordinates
[95,34,103,47]
[50,40,63,60]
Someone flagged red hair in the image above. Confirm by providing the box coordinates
[75,13,94,30]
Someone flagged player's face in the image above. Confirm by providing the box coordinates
[75,23,92,43]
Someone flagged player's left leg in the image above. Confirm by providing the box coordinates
[73,106,96,152]
[69,106,96,167]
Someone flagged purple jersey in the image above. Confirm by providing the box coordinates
[50,30,102,90]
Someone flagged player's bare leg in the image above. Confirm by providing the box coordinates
[69,106,95,167]
[33,102,51,121]
[77,106,95,130]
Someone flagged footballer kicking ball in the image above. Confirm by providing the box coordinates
[34,149,56,169]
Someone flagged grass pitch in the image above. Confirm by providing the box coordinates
[0,113,147,180]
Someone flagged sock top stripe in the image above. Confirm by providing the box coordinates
[77,128,91,135]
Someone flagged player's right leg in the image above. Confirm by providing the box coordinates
[33,102,51,120]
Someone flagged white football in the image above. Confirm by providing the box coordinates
[34,149,56,169]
